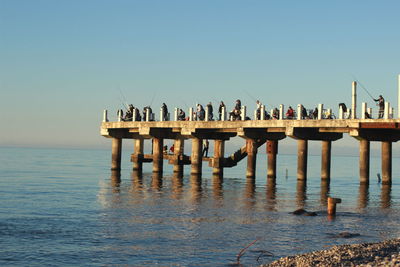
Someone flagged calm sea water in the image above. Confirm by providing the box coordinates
[1,146,399,266]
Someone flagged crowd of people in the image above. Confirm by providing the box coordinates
[117,95,386,122]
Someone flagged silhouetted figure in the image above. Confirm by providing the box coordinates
[374,95,385,118]
[218,101,226,120]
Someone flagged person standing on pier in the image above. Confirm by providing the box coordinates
[256,100,262,120]
[202,139,209,157]
[206,102,213,120]
[161,103,168,121]
[218,101,226,120]
[374,95,385,118]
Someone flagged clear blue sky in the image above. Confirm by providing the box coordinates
[1,0,399,149]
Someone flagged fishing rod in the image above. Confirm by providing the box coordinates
[351,75,376,101]
[149,91,156,107]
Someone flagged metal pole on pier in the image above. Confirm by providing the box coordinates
[352,81,357,119]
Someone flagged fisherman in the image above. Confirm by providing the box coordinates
[301,106,308,119]
[229,99,241,120]
[206,102,213,120]
[169,144,174,154]
[312,107,318,119]
[256,100,262,120]
[272,108,279,119]
[197,104,205,121]
[161,103,168,121]
[202,139,209,157]
[134,107,141,121]
[218,101,226,120]
[163,145,168,155]
[122,104,133,121]
[373,95,385,119]
[177,108,186,121]
[286,106,294,119]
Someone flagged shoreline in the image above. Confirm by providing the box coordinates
[262,238,400,267]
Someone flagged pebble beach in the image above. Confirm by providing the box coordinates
[263,239,400,267]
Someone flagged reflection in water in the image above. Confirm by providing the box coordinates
[151,172,163,191]
[244,177,256,210]
[110,170,121,193]
[381,184,391,209]
[296,180,307,208]
[266,178,277,211]
[320,179,330,206]
[212,174,223,200]
[131,170,143,191]
[190,174,202,203]
[358,184,369,209]
[171,172,184,200]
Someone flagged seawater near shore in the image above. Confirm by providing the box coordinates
[263,238,400,267]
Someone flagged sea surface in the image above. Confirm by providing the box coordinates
[1,146,400,266]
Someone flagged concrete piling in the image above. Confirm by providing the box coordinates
[260,105,265,120]
[132,138,144,171]
[361,102,367,119]
[173,139,184,173]
[321,140,331,180]
[221,106,226,121]
[103,110,108,122]
[267,140,278,179]
[297,104,302,120]
[318,104,323,120]
[152,138,163,173]
[297,139,308,180]
[382,141,392,185]
[359,139,370,184]
[279,104,284,120]
[327,197,341,215]
[111,138,122,171]
[246,139,257,178]
[191,138,203,175]
[213,140,225,175]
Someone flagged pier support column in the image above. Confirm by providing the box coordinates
[111,138,122,171]
[382,141,392,185]
[191,137,203,175]
[152,138,163,173]
[132,138,144,172]
[246,139,257,178]
[173,139,184,173]
[321,140,331,180]
[267,140,278,179]
[212,140,225,175]
[297,139,308,180]
[359,139,370,184]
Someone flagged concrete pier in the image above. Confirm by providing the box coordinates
[267,140,278,179]
[152,138,163,173]
[359,139,370,184]
[213,140,225,175]
[191,137,203,175]
[297,139,308,180]
[382,141,392,185]
[102,114,400,188]
[111,138,122,171]
[246,139,257,178]
[321,140,331,180]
